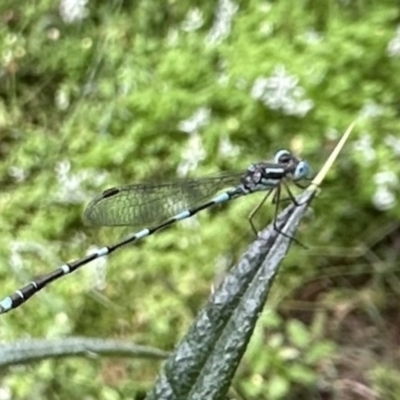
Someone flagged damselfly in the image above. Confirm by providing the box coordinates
[0,149,310,314]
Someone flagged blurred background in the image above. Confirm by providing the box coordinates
[1,0,400,399]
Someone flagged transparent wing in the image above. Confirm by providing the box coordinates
[83,172,245,227]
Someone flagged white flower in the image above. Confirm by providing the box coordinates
[206,0,238,45]
[372,186,397,211]
[372,171,398,211]
[384,134,400,156]
[54,160,108,204]
[59,0,89,24]
[387,25,400,57]
[353,133,376,164]
[181,9,204,32]
[358,100,383,120]
[177,133,206,177]
[178,107,211,134]
[251,65,313,117]
[219,134,240,158]
[373,171,398,187]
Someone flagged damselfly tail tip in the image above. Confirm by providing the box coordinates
[0,297,12,314]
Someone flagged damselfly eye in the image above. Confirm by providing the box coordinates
[294,161,310,181]
[274,149,292,164]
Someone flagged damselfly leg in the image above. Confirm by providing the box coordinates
[247,180,307,247]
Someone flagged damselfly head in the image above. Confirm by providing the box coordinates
[274,149,310,181]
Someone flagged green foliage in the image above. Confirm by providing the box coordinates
[1,0,400,398]
[370,365,400,399]
[239,313,335,399]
